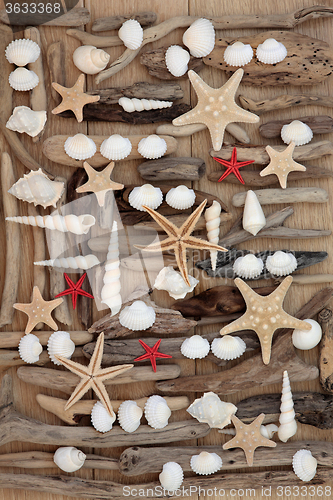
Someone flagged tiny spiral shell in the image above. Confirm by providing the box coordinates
[118,97,173,113]
[34,255,100,270]
[100,220,122,316]
[204,200,221,271]
[278,370,297,443]
[6,214,95,235]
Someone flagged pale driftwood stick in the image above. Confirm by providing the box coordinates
[156,122,250,144]
[239,94,333,115]
[47,41,66,102]
[0,7,90,25]
[196,314,241,326]
[138,156,206,181]
[0,347,82,371]
[140,47,204,80]
[260,115,333,139]
[135,212,232,232]
[120,254,177,272]
[275,274,333,285]
[0,331,92,348]
[66,29,123,48]
[28,204,46,330]
[232,187,328,207]
[92,12,157,31]
[319,308,333,393]
[87,82,184,104]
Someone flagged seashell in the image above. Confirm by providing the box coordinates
[34,255,100,270]
[256,38,287,64]
[205,200,221,272]
[53,446,86,473]
[137,134,167,159]
[292,319,322,351]
[154,266,199,300]
[100,134,132,161]
[47,331,75,365]
[223,41,253,67]
[119,300,156,331]
[144,395,171,429]
[292,449,317,482]
[18,333,43,364]
[73,45,110,75]
[190,451,222,475]
[159,462,184,491]
[187,392,237,429]
[117,400,143,433]
[165,185,196,210]
[101,220,122,316]
[8,168,64,209]
[118,20,143,50]
[265,250,297,276]
[278,370,297,443]
[9,67,39,91]
[6,213,95,235]
[64,133,97,160]
[6,106,46,138]
[242,190,266,236]
[181,335,210,359]
[260,424,278,439]
[128,184,163,212]
[91,401,116,433]
[5,38,40,66]
[233,254,264,279]
[165,45,190,77]
[211,335,246,360]
[118,97,172,113]
[183,18,215,58]
[281,120,313,146]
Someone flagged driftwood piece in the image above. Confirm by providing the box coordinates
[141,46,204,79]
[47,41,66,102]
[275,274,333,285]
[134,212,232,232]
[28,204,46,329]
[232,187,328,206]
[319,308,333,393]
[0,347,82,371]
[0,7,90,26]
[156,122,251,144]
[138,156,206,181]
[260,115,333,139]
[66,28,124,48]
[120,253,177,272]
[87,82,184,104]
[92,12,157,31]
[239,93,333,115]
[0,330,92,348]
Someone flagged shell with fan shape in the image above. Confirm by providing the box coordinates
[190,451,222,475]
[144,395,171,429]
[128,184,163,212]
[64,133,96,160]
[224,42,253,66]
[187,391,237,429]
[281,120,313,146]
[5,38,40,66]
[117,400,143,433]
[182,18,215,57]
[211,335,246,360]
[233,254,264,279]
[47,331,75,365]
[265,251,297,276]
[100,134,132,161]
[166,185,196,210]
[8,168,64,209]
[159,462,184,490]
[18,333,43,364]
[9,67,39,91]
[119,300,156,331]
[118,19,143,50]
[292,450,317,482]
[181,334,210,359]
[165,45,190,77]
[91,401,116,433]
[256,38,287,64]
[137,135,167,159]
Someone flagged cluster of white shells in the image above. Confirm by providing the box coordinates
[118,20,144,50]
[128,184,195,212]
[223,38,287,67]
[233,250,298,279]
[18,330,75,365]
[6,39,41,91]
[181,334,247,361]
[73,45,110,75]
[119,300,156,331]
[281,120,313,146]
[6,106,47,138]
[154,266,199,300]
[292,449,317,482]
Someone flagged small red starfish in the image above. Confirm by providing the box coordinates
[214,147,255,184]
[55,273,94,310]
[134,339,172,372]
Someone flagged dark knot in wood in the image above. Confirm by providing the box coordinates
[319,308,333,323]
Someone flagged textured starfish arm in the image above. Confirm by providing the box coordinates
[51,101,71,115]
[64,378,92,410]
[180,200,207,234]
[91,380,115,417]
[270,275,293,301]
[233,277,262,306]
[188,69,213,97]
[55,355,90,378]
[281,312,312,332]
[88,331,105,374]
[142,206,179,238]
[134,236,176,253]
[231,105,260,124]
[175,241,191,286]
[185,235,228,253]
[219,315,247,336]
[97,364,134,382]
[172,108,201,127]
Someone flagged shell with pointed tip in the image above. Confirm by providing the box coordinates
[100,134,132,161]
[181,335,210,359]
[183,18,215,57]
[138,134,167,159]
[101,221,122,316]
[8,168,64,209]
[265,251,297,276]
[190,451,222,475]
[18,334,43,364]
[6,214,95,235]
[159,462,184,491]
[53,447,86,473]
[165,185,196,210]
[165,45,190,77]
[292,450,317,482]
[224,42,253,67]
[292,319,322,351]
[281,120,313,146]
[119,300,156,331]
[205,200,221,272]
[256,38,287,64]
[154,266,199,300]
[9,67,39,91]
[47,331,75,365]
[278,370,297,443]
[119,97,172,113]
[187,392,237,429]
[242,190,266,236]
[34,255,100,270]
[260,424,278,439]
[73,45,110,75]
[118,19,143,50]
[211,335,246,360]
[144,395,171,429]
[128,184,163,212]
[6,106,46,138]
[5,38,40,66]
[233,254,264,279]
[117,400,143,433]
[64,133,97,160]
[91,401,116,433]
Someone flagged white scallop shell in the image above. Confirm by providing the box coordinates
[183,18,215,57]
[292,319,322,351]
[35,255,100,270]
[265,251,297,276]
[165,185,196,210]
[137,134,167,159]
[100,134,132,161]
[211,335,246,360]
[6,106,46,138]
[73,45,110,75]
[91,401,116,433]
[64,133,97,160]
[128,184,163,211]
[159,462,184,491]
[18,334,43,364]
[281,120,313,146]
[154,266,199,300]
[233,254,264,279]
[165,45,190,77]
[118,19,143,50]
[6,214,95,235]
[187,392,237,429]
[119,97,172,113]
[256,38,287,64]
[8,168,64,209]
[181,335,210,359]
[242,190,266,236]
[117,400,143,433]
[5,38,40,66]
[9,67,39,91]
[119,300,156,331]
[47,331,75,365]
[190,451,222,475]
[223,42,253,67]
[53,447,86,473]
[292,449,317,482]
[144,395,171,429]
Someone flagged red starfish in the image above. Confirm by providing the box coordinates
[134,339,172,372]
[55,273,94,310]
[214,147,255,184]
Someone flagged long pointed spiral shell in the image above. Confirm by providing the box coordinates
[6,214,95,235]
[204,200,221,271]
[34,255,100,270]
[118,97,173,113]
[100,220,122,316]
[278,370,297,443]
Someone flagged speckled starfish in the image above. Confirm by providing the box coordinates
[260,142,306,189]
[76,161,124,206]
[172,69,259,151]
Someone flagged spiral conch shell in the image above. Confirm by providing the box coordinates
[6,214,95,235]
[154,266,199,300]
[242,190,266,236]
[205,200,221,271]
[159,462,184,491]
[8,168,64,209]
[18,333,43,363]
[190,451,222,475]
[117,400,143,433]
[5,38,40,66]
[34,255,100,270]
[187,392,237,429]
[6,106,46,138]
[53,446,86,473]
[47,331,75,365]
[91,401,116,433]
[73,45,110,75]
[278,370,297,443]
[292,449,317,482]
[100,220,122,316]
[118,97,172,113]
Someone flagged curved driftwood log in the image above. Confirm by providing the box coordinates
[239,93,333,115]
[0,7,90,25]
[138,156,206,181]
[232,187,328,206]
[156,122,251,144]
[92,12,157,31]
[0,330,92,349]
[260,115,333,138]
[87,82,184,104]
[319,308,333,393]
[140,47,204,79]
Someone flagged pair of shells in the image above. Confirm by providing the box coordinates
[159,462,184,491]
[6,106,46,138]
[138,134,167,159]
[118,97,172,113]
[292,450,317,482]
[47,331,75,365]
[119,300,156,331]
[165,45,190,77]
[183,18,215,57]
[5,38,40,66]
[100,134,132,161]
[181,334,246,361]
[91,401,116,433]
[281,120,313,146]
[8,168,64,209]
[9,67,39,91]
[233,251,297,279]
[154,266,199,300]
[73,45,110,75]
[53,446,86,473]
[224,38,287,66]
[187,392,237,429]
[292,319,322,351]
[118,19,143,50]
[190,451,222,475]
[128,184,195,212]
[144,395,171,429]
[118,400,143,433]
[6,213,95,235]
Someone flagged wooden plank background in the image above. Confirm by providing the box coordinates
[0,0,332,499]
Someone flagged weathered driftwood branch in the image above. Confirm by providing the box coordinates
[158,122,250,144]
[87,82,184,104]
[66,28,123,48]
[134,211,232,232]
[92,12,157,31]
[232,187,328,206]
[0,6,90,25]
[260,115,333,139]
[47,41,66,102]
[28,204,46,329]
[275,274,333,285]
[0,347,82,371]
[120,253,177,272]
[239,94,333,115]
[140,47,204,80]
[138,156,206,181]
[319,308,333,394]
[0,330,92,349]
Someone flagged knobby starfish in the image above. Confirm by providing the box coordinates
[172,69,259,151]
[76,161,124,207]
[134,200,228,286]
[214,147,255,184]
[134,339,172,372]
[55,273,94,310]
[219,276,311,365]
[260,142,306,189]
[55,332,133,417]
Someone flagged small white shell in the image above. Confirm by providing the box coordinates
[165,45,190,77]
[211,335,246,360]
[6,106,46,138]
[256,38,287,64]
[137,134,167,159]
[165,185,196,210]
[242,190,266,236]
[292,319,322,351]
[91,401,116,433]
[144,395,171,429]
[260,424,278,439]
[233,254,264,279]
[154,266,199,300]
[47,331,75,365]
[159,462,184,491]
[8,168,64,209]
[292,449,317,482]
[73,45,110,75]
[100,134,132,161]
[5,38,40,66]
[118,20,143,50]
[9,67,39,91]
[35,255,100,270]
[128,184,163,211]
[281,120,313,146]
[64,133,97,160]
[278,370,297,443]
[119,300,156,331]
[183,18,215,57]
[187,392,237,429]
[190,451,222,475]
[18,334,43,364]
[265,251,297,276]
[119,97,172,113]
[117,400,143,433]
[53,447,86,473]
[181,335,210,359]
[223,42,253,67]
